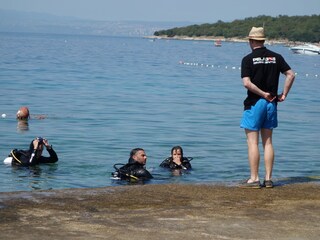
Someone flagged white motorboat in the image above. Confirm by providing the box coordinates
[214,39,222,47]
[290,44,320,55]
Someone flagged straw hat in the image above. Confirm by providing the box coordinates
[247,27,266,40]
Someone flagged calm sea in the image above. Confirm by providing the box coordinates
[0,32,319,192]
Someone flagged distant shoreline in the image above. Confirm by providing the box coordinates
[144,35,318,46]
[145,35,246,42]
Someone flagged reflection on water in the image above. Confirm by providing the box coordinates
[17,120,29,133]
[10,164,58,191]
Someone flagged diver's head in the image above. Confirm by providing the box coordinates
[171,146,184,160]
[16,106,30,120]
[130,148,147,165]
[29,137,45,157]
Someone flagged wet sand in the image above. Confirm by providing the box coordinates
[0,183,319,240]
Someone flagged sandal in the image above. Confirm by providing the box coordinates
[263,180,274,188]
[238,179,261,189]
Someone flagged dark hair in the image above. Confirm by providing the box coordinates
[171,146,184,159]
[130,148,145,158]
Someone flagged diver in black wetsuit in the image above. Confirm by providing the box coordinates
[9,137,58,167]
[160,146,192,170]
[112,148,153,181]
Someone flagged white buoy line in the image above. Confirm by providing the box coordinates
[179,61,319,79]
[179,60,240,71]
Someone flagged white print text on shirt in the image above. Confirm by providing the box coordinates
[253,57,276,65]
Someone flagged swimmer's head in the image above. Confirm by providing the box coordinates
[16,106,30,120]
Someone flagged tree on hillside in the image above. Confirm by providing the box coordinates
[154,15,320,43]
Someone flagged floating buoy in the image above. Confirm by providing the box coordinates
[179,61,319,78]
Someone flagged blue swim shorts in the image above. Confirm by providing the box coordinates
[240,98,278,130]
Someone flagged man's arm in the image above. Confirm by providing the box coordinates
[242,77,276,102]
[278,69,295,102]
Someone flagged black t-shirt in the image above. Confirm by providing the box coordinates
[241,47,291,109]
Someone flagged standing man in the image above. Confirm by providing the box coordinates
[239,27,295,188]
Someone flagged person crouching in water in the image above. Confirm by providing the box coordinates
[7,137,58,167]
[112,148,153,181]
[160,146,192,171]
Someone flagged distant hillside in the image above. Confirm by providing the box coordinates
[0,9,190,37]
[154,15,320,43]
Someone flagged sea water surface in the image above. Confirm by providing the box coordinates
[0,32,319,192]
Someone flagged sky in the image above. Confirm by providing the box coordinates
[0,0,319,23]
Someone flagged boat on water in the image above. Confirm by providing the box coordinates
[214,40,222,47]
[290,44,320,55]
